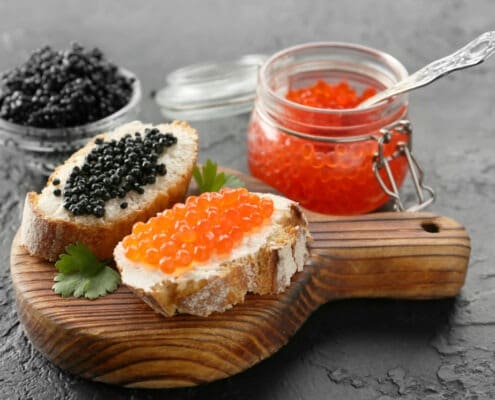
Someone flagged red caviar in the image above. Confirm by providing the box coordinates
[248,79,409,215]
[286,80,377,109]
[122,188,274,273]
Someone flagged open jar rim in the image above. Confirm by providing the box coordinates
[0,67,142,150]
[258,41,409,116]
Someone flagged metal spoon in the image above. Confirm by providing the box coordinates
[358,31,495,109]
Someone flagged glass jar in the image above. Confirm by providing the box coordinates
[248,42,417,215]
[0,68,141,176]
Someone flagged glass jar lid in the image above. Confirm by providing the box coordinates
[155,54,267,121]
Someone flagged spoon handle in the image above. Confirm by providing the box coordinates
[359,31,495,108]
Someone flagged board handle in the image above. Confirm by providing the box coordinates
[305,212,470,302]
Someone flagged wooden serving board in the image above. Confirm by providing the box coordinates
[10,169,470,389]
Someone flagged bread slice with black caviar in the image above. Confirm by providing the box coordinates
[21,120,198,262]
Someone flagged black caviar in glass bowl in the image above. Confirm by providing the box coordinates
[0,64,142,175]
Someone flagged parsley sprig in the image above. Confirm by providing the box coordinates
[52,243,120,299]
[193,159,245,193]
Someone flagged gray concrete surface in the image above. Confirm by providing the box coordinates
[1,1,495,399]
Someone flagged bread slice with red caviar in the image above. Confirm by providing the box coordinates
[113,190,311,317]
[21,120,198,262]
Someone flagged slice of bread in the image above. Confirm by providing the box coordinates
[21,120,198,262]
[114,194,311,317]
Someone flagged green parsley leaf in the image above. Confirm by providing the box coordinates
[193,159,245,193]
[52,242,120,299]
[55,242,104,275]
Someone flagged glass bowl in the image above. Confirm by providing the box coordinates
[0,68,142,175]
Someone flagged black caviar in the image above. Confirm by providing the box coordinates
[0,42,134,128]
[61,128,177,217]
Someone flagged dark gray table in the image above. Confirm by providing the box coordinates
[2,1,495,399]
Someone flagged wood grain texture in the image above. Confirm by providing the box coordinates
[10,169,470,388]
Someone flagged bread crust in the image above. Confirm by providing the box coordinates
[21,120,198,261]
[115,202,311,317]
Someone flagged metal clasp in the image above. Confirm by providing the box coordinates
[372,120,435,212]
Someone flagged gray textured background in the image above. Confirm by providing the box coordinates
[1,1,495,399]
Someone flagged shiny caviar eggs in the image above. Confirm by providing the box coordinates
[122,188,274,273]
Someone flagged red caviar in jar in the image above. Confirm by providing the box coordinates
[122,188,274,273]
[248,79,409,215]
[286,80,377,109]
[248,43,411,215]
